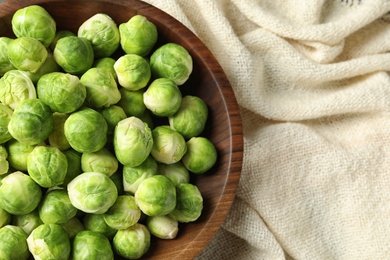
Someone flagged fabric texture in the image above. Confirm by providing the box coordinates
[141,0,390,259]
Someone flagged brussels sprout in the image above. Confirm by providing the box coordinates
[146,215,179,239]
[0,171,42,215]
[83,213,117,239]
[169,183,203,223]
[103,195,141,230]
[48,113,71,150]
[6,139,36,171]
[78,13,120,58]
[151,126,187,164]
[67,172,118,214]
[143,78,182,117]
[64,108,108,153]
[150,43,193,85]
[8,36,48,73]
[38,189,78,224]
[0,207,11,228]
[123,155,158,195]
[27,145,68,188]
[0,104,12,145]
[134,175,176,216]
[100,105,127,137]
[113,116,153,167]
[0,225,29,260]
[27,223,71,260]
[81,148,118,177]
[94,57,117,81]
[11,5,56,47]
[80,67,121,108]
[118,88,146,117]
[61,149,82,186]
[114,54,151,91]
[0,69,36,109]
[37,72,86,113]
[110,171,124,195]
[12,208,43,235]
[139,109,155,129]
[50,30,76,51]
[158,161,190,185]
[25,52,60,84]
[8,99,54,145]
[168,95,208,139]
[0,37,15,75]
[54,36,94,75]
[72,230,114,260]
[61,217,84,239]
[0,146,8,175]
[182,137,217,174]
[113,223,151,259]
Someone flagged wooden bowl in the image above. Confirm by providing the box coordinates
[0,0,243,259]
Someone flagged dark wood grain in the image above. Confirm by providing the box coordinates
[0,0,244,259]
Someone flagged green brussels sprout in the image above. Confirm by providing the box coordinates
[64,108,108,153]
[100,105,127,137]
[72,230,114,260]
[135,175,176,216]
[49,30,76,51]
[0,207,11,228]
[0,171,42,215]
[78,13,120,58]
[0,225,29,260]
[0,69,36,109]
[113,223,151,259]
[38,189,78,224]
[150,43,193,85]
[27,223,71,260]
[168,95,208,139]
[80,67,121,108]
[54,36,94,75]
[48,113,71,150]
[118,88,146,117]
[169,183,203,223]
[6,139,36,171]
[119,14,158,57]
[8,99,54,145]
[110,171,124,195]
[94,57,117,81]
[151,126,187,164]
[182,137,217,174]
[0,37,16,75]
[158,161,190,185]
[0,145,8,175]
[103,195,141,230]
[61,217,84,239]
[0,104,12,145]
[113,116,153,167]
[61,149,82,186]
[25,52,60,84]
[8,36,48,73]
[27,145,68,188]
[139,109,154,129]
[123,155,158,195]
[11,5,56,47]
[67,172,118,214]
[143,78,182,117]
[83,213,117,239]
[81,148,118,177]
[146,215,179,239]
[114,54,151,91]
[12,208,43,235]
[37,72,86,113]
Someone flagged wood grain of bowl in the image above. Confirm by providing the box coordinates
[0,0,243,259]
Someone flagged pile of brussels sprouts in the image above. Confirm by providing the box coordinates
[0,5,218,259]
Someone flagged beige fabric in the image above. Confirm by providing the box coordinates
[143,0,390,259]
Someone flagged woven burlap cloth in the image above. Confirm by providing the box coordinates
[144,0,390,259]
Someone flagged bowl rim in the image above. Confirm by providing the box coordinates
[0,0,244,258]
